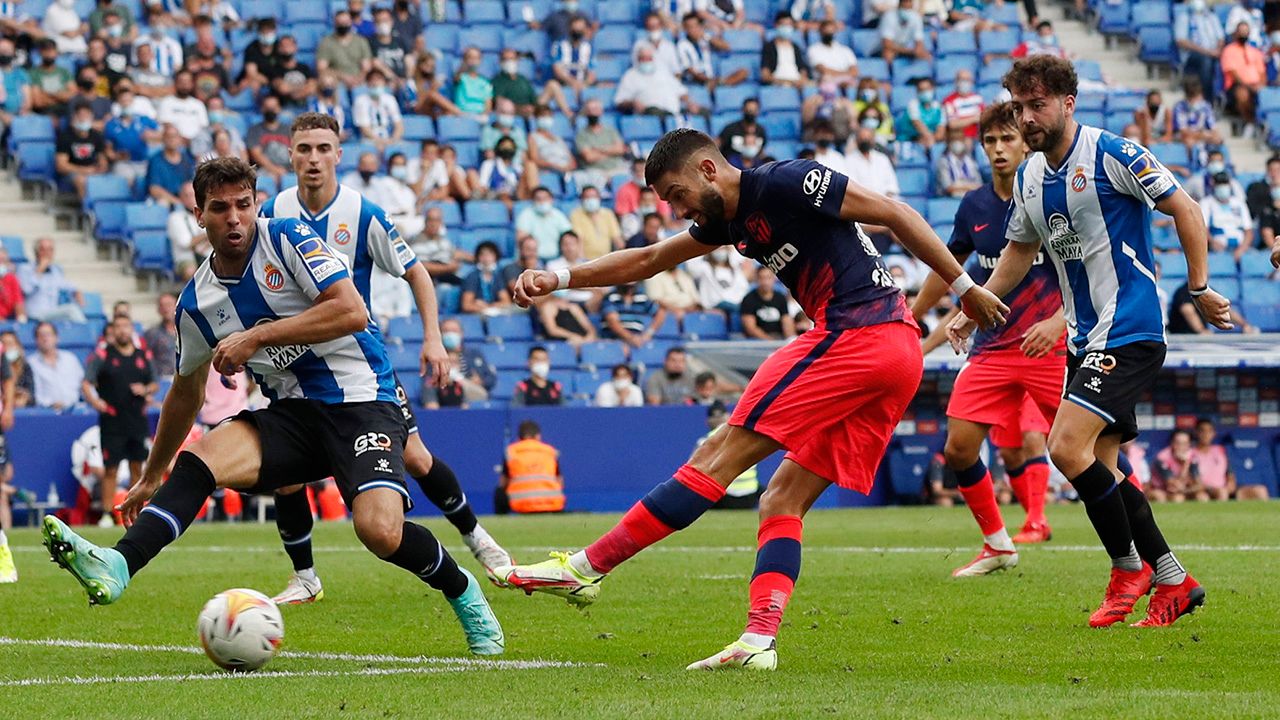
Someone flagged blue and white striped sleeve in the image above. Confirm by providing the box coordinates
[364,203,419,278]
[273,219,351,298]
[1100,136,1180,210]
[175,306,213,377]
[1006,166,1039,245]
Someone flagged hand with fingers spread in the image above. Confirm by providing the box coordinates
[115,471,163,527]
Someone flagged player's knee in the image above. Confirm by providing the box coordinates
[942,438,979,470]
[997,447,1026,471]
[353,512,403,557]
[1047,435,1089,477]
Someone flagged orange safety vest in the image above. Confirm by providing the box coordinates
[505,439,564,513]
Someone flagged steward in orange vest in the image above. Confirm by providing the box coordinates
[499,420,564,514]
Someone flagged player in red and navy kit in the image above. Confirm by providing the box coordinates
[494,129,1009,670]
[913,103,1065,577]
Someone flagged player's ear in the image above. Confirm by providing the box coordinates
[699,157,717,182]
[193,204,205,228]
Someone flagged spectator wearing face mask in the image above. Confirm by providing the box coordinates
[614,45,700,118]
[306,75,350,141]
[461,241,512,314]
[56,105,109,200]
[352,68,403,152]
[43,0,89,55]
[896,76,945,149]
[493,48,571,118]
[808,119,848,174]
[879,0,930,64]
[761,12,810,88]
[568,186,622,259]
[528,105,577,179]
[935,126,981,198]
[739,266,796,340]
[802,82,857,145]
[620,188,667,239]
[156,70,208,141]
[1200,172,1255,260]
[0,249,26,322]
[1221,20,1266,134]
[807,19,858,88]
[645,259,702,320]
[104,85,160,190]
[851,78,894,136]
[942,69,983,139]
[190,96,245,160]
[688,246,749,315]
[1170,77,1221,151]
[453,46,494,116]
[719,98,769,158]
[29,39,74,116]
[845,126,898,197]
[475,137,533,202]
[479,96,528,160]
[574,99,629,187]
[595,364,643,407]
[550,15,596,103]
[239,18,281,92]
[633,11,682,77]
[317,10,374,89]
[1175,0,1226,105]
[265,35,317,110]
[517,186,574,259]
[511,346,564,406]
[246,94,290,183]
[1190,150,1244,201]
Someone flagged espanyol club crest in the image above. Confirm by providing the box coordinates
[333,224,352,246]
[1071,168,1088,193]
[263,262,285,291]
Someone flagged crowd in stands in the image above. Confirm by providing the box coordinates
[0,0,1273,414]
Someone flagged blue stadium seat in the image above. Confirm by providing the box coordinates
[1231,436,1278,496]
[713,84,758,112]
[760,113,800,141]
[759,85,800,113]
[81,292,104,321]
[490,373,522,400]
[630,341,673,368]
[720,56,759,83]
[281,173,298,189]
[437,116,483,142]
[935,30,977,57]
[1240,250,1274,277]
[1131,1,1172,29]
[424,201,462,227]
[1243,277,1280,304]
[464,200,510,228]
[83,174,132,214]
[7,115,54,154]
[466,0,506,23]
[1075,110,1105,128]
[53,320,97,347]
[1244,301,1280,331]
[436,285,461,314]
[597,1,638,24]
[424,23,460,53]
[858,57,890,82]
[1,236,25,263]
[386,344,421,374]
[898,167,930,197]
[670,114,710,135]
[982,2,1020,25]
[1074,60,1104,83]
[92,201,128,244]
[401,115,435,143]
[1106,92,1146,116]
[16,142,55,185]
[571,370,603,396]
[124,203,168,240]
[1151,142,1190,169]
[851,29,881,57]
[284,1,329,25]
[481,342,535,370]
[1138,27,1176,67]
[724,29,762,55]
[654,312,680,340]
[892,58,933,83]
[978,57,1013,84]
[926,197,962,225]
[385,316,425,343]
[1259,87,1280,116]
[932,54,979,81]
[579,340,628,368]
[544,342,578,369]
[594,56,629,84]
[1207,252,1238,279]
[459,26,503,53]
[594,26,635,55]
[486,314,535,341]
[978,28,1019,57]
[442,314,484,340]
[681,312,727,340]
[132,231,172,277]
[619,115,665,142]
[1076,92,1106,113]
[239,0,277,20]
[289,22,327,53]
[1098,2,1131,37]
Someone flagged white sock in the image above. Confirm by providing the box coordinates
[568,550,601,577]
[739,632,775,649]
[296,567,318,582]
[1153,552,1187,586]
[1111,542,1143,572]
[985,528,1014,552]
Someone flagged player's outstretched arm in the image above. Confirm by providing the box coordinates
[117,362,210,526]
[1160,188,1233,330]
[512,232,713,308]
[836,182,1007,328]
[211,279,369,376]
[911,251,970,325]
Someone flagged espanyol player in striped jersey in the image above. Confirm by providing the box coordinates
[259,113,512,605]
[949,57,1232,628]
[40,158,503,655]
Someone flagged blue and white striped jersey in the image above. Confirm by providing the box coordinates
[259,185,419,308]
[1007,124,1178,354]
[175,217,398,405]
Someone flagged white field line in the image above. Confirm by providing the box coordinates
[0,637,590,670]
[0,665,468,687]
[15,543,1280,555]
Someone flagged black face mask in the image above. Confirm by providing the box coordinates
[42,55,56,66]
[263,109,279,122]
[335,24,352,35]
[743,111,757,123]
[585,114,600,125]
[821,33,835,43]
[570,30,585,41]
[321,86,336,96]
[279,51,295,62]
[856,140,873,153]
[78,78,95,91]
[0,55,13,66]
[816,139,832,149]
[1148,102,1160,115]
[1238,35,1249,44]
[359,170,375,182]
[496,146,516,160]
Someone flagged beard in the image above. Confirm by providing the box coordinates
[1023,116,1065,153]
[698,185,727,226]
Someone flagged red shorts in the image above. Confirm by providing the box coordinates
[946,349,1065,449]
[730,321,923,493]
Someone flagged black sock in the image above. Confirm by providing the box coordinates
[1070,460,1141,570]
[1115,479,1185,582]
[383,521,469,598]
[114,452,216,576]
[274,488,315,572]
[416,458,478,535]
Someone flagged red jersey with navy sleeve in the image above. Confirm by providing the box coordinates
[948,183,1063,359]
[689,159,911,331]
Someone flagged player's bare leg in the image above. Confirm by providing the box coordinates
[943,419,1017,577]
[98,465,120,528]
[495,425,780,607]
[1005,432,1052,543]
[403,436,513,585]
[688,459,828,671]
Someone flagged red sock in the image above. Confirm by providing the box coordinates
[584,465,725,574]
[1023,459,1050,526]
[745,515,803,638]
[957,470,1005,537]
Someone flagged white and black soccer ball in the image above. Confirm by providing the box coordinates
[197,588,284,672]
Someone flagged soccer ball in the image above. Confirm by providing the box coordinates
[197,588,284,672]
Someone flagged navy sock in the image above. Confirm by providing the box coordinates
[954,459,988,488]
[383,522,468,599]
[415,458,478,535]
[274,488,315,572]
[114,452,216,576]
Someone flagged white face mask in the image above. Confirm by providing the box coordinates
[611,377,631,391]
[711,248,732,262]
[501,59,519,75]
[530,361,550,379]
[3,349,17,362]
[376,22,393,35]
[1213,185,1232,202]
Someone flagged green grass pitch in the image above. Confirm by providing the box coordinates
[1,502,1278,719]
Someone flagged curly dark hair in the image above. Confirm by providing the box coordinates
[1002,55,1078,98]
[978,102,1020,139]
[192,156,257,208]
[644,128,720,187]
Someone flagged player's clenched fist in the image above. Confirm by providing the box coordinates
[1192,289,1234,331]
[212,328,261,376]
[958,285,1009,330]
[512,269,559,308]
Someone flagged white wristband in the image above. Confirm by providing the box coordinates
[950,272,976,297]
[553,268,571,290]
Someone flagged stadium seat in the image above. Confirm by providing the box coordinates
[424,23,460,53]
[978,28,1019,57]
[1073,60,1104,83]
[458,26,502,54]
[978,57,1013,85]
[898,168,931,197]
[7,115,54,154]
[719,56,759,83]
[1131,1,1172,29]
[83,175,131,214]
[92,201,129,244]
[760,85,800,113]
[131,231,172,277]
[1151,142,1190,169]
[1076,92,1106,113]
[16,142,55,185]
[935,30,977,57]
[851,29,880,58]
[465,0,505,23]
[238,0,277,20]
[81,292,104,321]
[1230,437,1278,497]
[1207,252,1238,279]
[464,200,510,228]
[858,58,890,82]
[630,341,673,368]
[886,441,933,500]
[723,29,762,55]
[284,1,328,24]
[713,85,757,112]
[486,314,535,341]
[385,317,425,343]
[982,1,1020,26]
[594,26,635,55]
[681,312,728,340]
[1138,27,1176,67]
[424,201,463,227]
[480,342,534,370]
[579,340,628,369]
[1098,2,1131,37]
[619,115,665,143]
[401,115,435,143]
[1240,250,1275,278]
[1,236,25,264]
[926,197,962,225]
[124,203,168,241]
[597,1,638,24]
[760,113,800,141]
[571,370,603,396]
[653,312,681,340]
[1244,301,1280,331]
[437,116,483,142]
[489,373,521,400]
[53,320,97,347]
[544,342,578,369]
[1161,261,1189,280]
